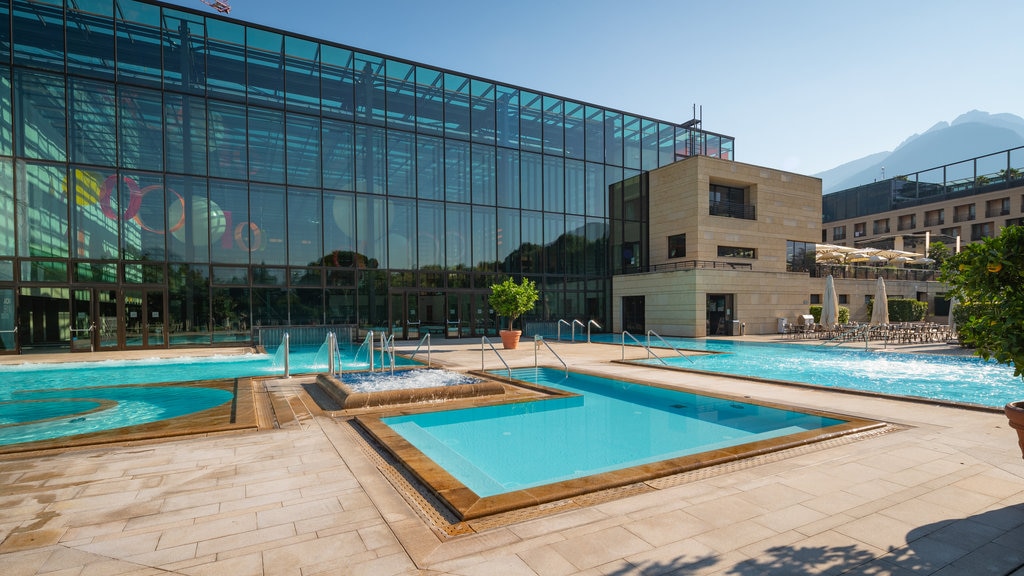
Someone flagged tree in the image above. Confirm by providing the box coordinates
[928,241,951,269]
[488,277,539,332]
[939,225,1024,378]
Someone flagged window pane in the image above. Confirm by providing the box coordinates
[71,167,118,260]
[116,0,162,87]
[120,171,166,261]
[471,143,495,205]
[284,36,320,113]
[356,194,385,266]
[497,208,520,274]
[321,45,354,120]
[69,78,116,167]
[322,118,354,191]
[623,115,641,170]
[0,68,10,156]
[162,9,206,94]
[543,96,564,155]
[640,118,658,171]
[521,151,542,211]
[17,163,66,258]
[416,134,443,200]
[387,129,415,197]
[325,190,355,258]
[165,94,207,175]
[209,101,248,179]
[445,140,470,203]
[418,200,443,269]
[585,106,604,163]
[209,179,250,264]
[566,159,585,215]
[520,91,542,152]
[119,86,163,172]
[249,183,286,265]
[385,59,415,131]
[586,162,606,217]
[415,66,444,136]
[15,70,66,161]
[604,112,622,167]
[473,206,496,271]
[247,28,284,108]
[444,73,470,140]
[355,125,385,194]
[166,175,210,263]
[471,79,495,144]
[520,210,543,273]
[0,0,10,63]
[565,102,585,160]
[12,0,64,71]
[495,85,519,148]
[544,156,564,213]
[388,198,416,269]
[248,107,285,184]
[205,18,246,101]
[445,204,470,269]
[286,112,321,188]
[353,52,385,125]
[496,147,519,209]
[288,187,322,266]
[0,159,12,256]
[67,0,114,79]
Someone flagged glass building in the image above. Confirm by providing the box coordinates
[0,0,733,353]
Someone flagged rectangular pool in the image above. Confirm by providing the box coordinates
[359,367,882,520]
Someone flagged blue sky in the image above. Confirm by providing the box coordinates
[170,0,1024,175]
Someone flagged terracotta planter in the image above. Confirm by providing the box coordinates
[499,329,522,350]
[1005,401,1024,460]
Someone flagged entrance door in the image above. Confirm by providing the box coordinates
[388,291,421,340]
[0,289,16,354]
[124,289,167,348]
[70,289,95,352]
[706,293,735,336]
[95,289,119,350]
[622,295,645,334]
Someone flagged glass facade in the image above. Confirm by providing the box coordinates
[0,0,734,352]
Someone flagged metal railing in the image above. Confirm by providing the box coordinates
[70,324,95,352]
[556,319,571,341]
[408,333,431,367]
[709,199,756,220]
[534,335,568,375]
[587,320,601,343]
[480,336,512,380]
[621,330,667,364]
[0,327,19,354]
[647,329,695,364]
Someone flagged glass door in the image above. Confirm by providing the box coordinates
[147,290,166,347]
[124,289,167,348]
[0,289,17,354]
[96,289,119,350]
[389,291,420,340]
[70,289,94,352]
[124,290,145,348]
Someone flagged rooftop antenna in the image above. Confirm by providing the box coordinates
[199,0,231,13]
[678,104,702,158]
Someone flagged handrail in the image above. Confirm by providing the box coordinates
[646,329,695,364]
[571,319,584,342]
[408,333,431,367]
[587,319,601,343]
[381,332,395,373]
[70,323,95,352]
[556,319,571,341]
[481,337,512,380]
[534,335,568,376]
[621,330,667,364]
[818,324,871,350]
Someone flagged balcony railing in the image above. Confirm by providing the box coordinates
[812,263,938,282]
[620,260,754,274]
[709,200,756,220]
[986,208,1011,218]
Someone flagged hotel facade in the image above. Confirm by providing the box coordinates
[0,0,747,353]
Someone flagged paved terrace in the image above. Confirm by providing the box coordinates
[2,335,1024,575]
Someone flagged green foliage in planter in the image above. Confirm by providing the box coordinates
[488,277,539,332]
[809,305,849,324]
[864,298,928,322]
[940,225,1024,378]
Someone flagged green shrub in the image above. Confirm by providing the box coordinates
[865,298,928,322]
[809,305,849,324]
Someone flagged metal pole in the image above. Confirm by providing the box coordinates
[283,333,290,378]
[328,332,336,374]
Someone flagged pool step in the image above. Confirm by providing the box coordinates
[253,377,318,430]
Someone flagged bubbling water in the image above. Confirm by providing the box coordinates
[342,369,479,393]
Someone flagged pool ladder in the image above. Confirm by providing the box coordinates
[534,335,568,376]
[621,330,668,364]
[646,330,695,364]
[480,337,512,380]
[407,333,432,367]
[556,319,603,343]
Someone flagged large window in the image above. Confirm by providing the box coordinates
[718,246,755,259]
[668,234,686,258]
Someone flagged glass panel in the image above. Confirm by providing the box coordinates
[471,143,495,205]
[473,206,496,272]
[119,86,163,171]
[0,68,10,155]
[604,112,622,167]
[519,91,543,152]
[284,35,320,113]
[640,119,659,171]
[165,93,207,175]
[0,289,16,352]
[544,156,564,213]
[520,210,543,274]
[585,106,604,163]
[977,151,1006,181]
[12,0,64,71]
[658,122,675,167]
[320,45,354,120]
[116,0,162,87]
[290,288,323,325]
[75,262,117,283]
[249,183,286,265]
[67,0,114,80]
[212,287,250,342]
[585,217,608,276]
[356,194,385,268]
[71,167,119,260]
[495,85,519,148]
[165,175,210,263]
[543,96,564,155]
[544,212,565,274]
[565,102,585,160]
[416,134,443,200]
[496,148,519,208]
[252,266,286,285]
[70,289,94,352]
[209,179,249,264]
[69,78,116,167]
[169,265,209,345]
[415,66,444,136]
[287,187,322,266]
[162,9,206,94]
[322,118,354,191]
[387,129,415,197]
[385,59,415,130]
[445,204,471,269]
[15,70,66,161]
[521,151,542,211]
[623,115,641,169]
[251,287,288,326]
[205,17,246,100]
[123,262,164,284]
[324,190,355,261]
[586,162,606,217]
[20,260,67,282]
[247,27,284,108]
[444,73,470,141]
[212,266,248,284]
[566,159,585,215]
[121,171,166,261]
[388,197,416,270]
[565,214,585,275]
[248,107,286,184]
[355,125,385,194]
[353,52,385,125]
[98,289,119,347]
[286,112,321,188]
[17,162,67,258]
[208,100,247,179]
[0,0,9,63]
[444,139,470,203]
[418,200,444,269]
[471,79,495,144]
[325,287,355,323]
[0,159,12,256]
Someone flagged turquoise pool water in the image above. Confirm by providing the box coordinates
[0,345,420,446]
[383,367,846,497]
[599,336,1019,408]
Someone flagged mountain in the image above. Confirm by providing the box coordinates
[818,111,1024,194]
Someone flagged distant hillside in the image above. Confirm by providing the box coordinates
[818,111,1024,194]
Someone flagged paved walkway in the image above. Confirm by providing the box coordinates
[2,336,1024,575]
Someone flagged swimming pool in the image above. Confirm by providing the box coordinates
[616,338,1020,408]
[363,367,879,519]
[0,345,421,447]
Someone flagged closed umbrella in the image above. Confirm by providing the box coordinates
[870,276,889,325]
[948,296,957,335]
[822,274,839,329]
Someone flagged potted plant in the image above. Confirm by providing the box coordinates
[488,277,539,349]
[940,224,1024,459]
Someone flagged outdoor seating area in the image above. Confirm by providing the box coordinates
[782,320,956,344]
